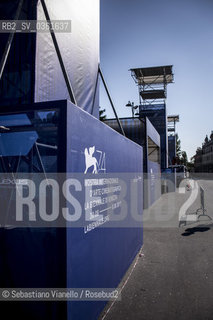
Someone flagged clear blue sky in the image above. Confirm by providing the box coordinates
[100,0,213,160]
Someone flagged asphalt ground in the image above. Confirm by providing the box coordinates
[100,178,213,320]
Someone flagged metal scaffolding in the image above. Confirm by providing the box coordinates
[167,114,179,134]
[130,65,174,106]
[129,65,174,169]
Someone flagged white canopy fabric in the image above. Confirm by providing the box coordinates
[34,0,100,118]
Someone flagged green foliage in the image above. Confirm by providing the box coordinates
[180,151,188,166]
[176,134,193,170]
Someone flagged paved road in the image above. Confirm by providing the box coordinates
[100,179,213,320]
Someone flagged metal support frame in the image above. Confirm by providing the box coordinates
[138,76,167,107]
[179,186,212,227]
[91,66,99,116]
[196,187,212,221]
[0,143,47,174]
[130,66,173,107]
[148,147,159,157]
[0,143,48,227]
[98,66,125,137]
[167,115,179,134]
[0,0,24,82]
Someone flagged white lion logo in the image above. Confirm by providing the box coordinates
[84,146,98,174]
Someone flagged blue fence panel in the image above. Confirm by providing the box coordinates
[66,102,143,320]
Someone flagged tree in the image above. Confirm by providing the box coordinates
[99,107,107,121]
[187,156,195,172]
[180,151,188,166]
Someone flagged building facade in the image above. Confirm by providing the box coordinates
[194,132,213,172]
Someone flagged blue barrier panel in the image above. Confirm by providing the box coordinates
[66,101,143,320]
[0,100,67,319]
[0,100,143,320]
[146,117,160,148]
[140,104,168,170]
[0,228,67,319]
[147,161,161,206]
[103,117,160,208]
[168,135,176,166]
[146,118,161,207]
[103,117,146,171]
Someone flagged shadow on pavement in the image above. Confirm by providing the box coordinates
[182,226,210,236]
